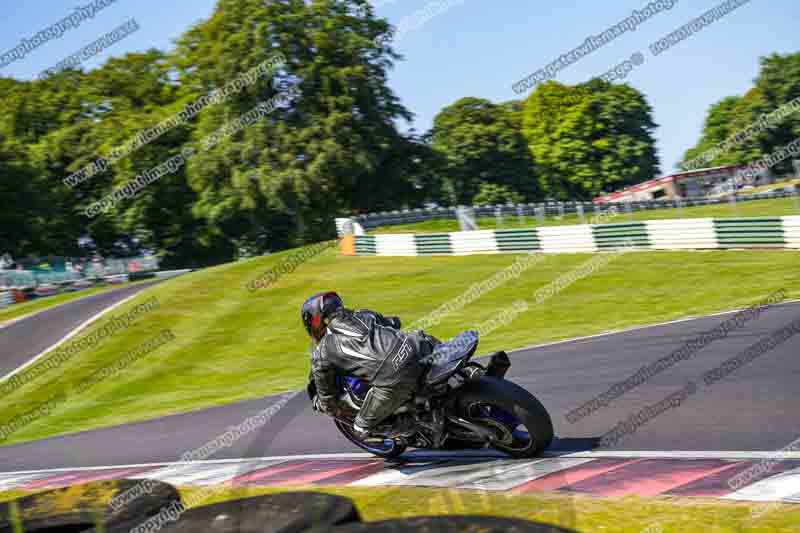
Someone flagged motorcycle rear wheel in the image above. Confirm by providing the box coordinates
[454,376,553,458]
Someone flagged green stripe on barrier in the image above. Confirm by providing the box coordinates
[354,216,800,255]
[713,217,785,247]
[591,221,649,229]
[713,217,784,223]
[355,235,377,255]
[414,233,452,255]
[592,222,650,248]
[495,229,540,252]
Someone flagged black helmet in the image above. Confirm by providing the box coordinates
[301,291,344,341]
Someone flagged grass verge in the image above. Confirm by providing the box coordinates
[1,248,799,445]
[371,197,800,234]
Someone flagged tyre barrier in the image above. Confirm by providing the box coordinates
[0,480,584,532]
[99,493,579,533]
[0,479,179,533]
[102,492,362,533]
[355,216,800,256]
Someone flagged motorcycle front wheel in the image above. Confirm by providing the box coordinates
[334,419,408,458]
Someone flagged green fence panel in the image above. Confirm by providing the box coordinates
[714,218,785,246]
[414,233,452,255]
[494,228,540,252]
[592,222,651,249]
[355,235,377,255]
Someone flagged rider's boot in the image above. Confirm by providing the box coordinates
[386,414,416,438]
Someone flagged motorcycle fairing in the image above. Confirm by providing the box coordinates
[423,330,479,385]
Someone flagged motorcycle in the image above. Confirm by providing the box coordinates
[306,330,554,459]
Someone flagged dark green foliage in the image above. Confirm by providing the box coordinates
[0,0,421,265]
[520,80,659,200]
[680,52,800,174]
[472,183,524,206]
[430,97,540,204]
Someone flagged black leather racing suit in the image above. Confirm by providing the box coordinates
[310,308,437,430]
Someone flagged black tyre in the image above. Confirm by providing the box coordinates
[453,376,553,458]
[0,479,180,533]
[102,493,361,533]
[334,420,407,458]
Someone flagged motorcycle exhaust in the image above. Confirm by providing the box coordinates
[447,416,497,443]
[485,351,510,378]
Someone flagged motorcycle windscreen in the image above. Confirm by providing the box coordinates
[425,330,479,385]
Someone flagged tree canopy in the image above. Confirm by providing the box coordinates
[429,97,539,204]
[1,0,426,266]
[680,52,800,174]
[520,80,659,200]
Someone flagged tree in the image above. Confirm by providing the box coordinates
[177,0,414,248]
[430,97,539,205]
[0,0,422,264]
[472,183,523,205]
[680,52,800,175]
[521,80,659,200]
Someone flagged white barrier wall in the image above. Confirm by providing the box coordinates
[538,225,597,253]
[354,216,800,256]
[375,234,417,257]
[783,215,800,248]
[645,218,719,250]
[449,230,498,255]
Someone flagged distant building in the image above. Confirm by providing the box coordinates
[593,164,771,203]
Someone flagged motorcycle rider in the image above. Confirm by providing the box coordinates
[302,291,439,437]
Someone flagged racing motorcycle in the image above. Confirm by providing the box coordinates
[306,330,554,459]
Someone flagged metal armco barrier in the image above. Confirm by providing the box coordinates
[351,189,800,231]
[354,216,800,256]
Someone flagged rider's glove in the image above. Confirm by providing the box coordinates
[352,421,370,438]
[312,396,325,413]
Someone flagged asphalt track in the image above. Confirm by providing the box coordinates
[1,300,799,472]
[0,281,161,381]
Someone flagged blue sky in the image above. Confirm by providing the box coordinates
[1,0,797,175]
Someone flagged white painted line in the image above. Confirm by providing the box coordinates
[352,458,577,490]
[0,283,154,331]
[187,461,290,486]
[723,466,800,502]
[550,450,800,460]
[0,312,39,330]
[0,453,376,477]
[348,462,442,487]
[0,290,147,384]
[5,450,800,479]
[140,460,287,486]
[0,474,49,491]
[509,299,800,354]
[460,458,595,491]
[352,459,527,488]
